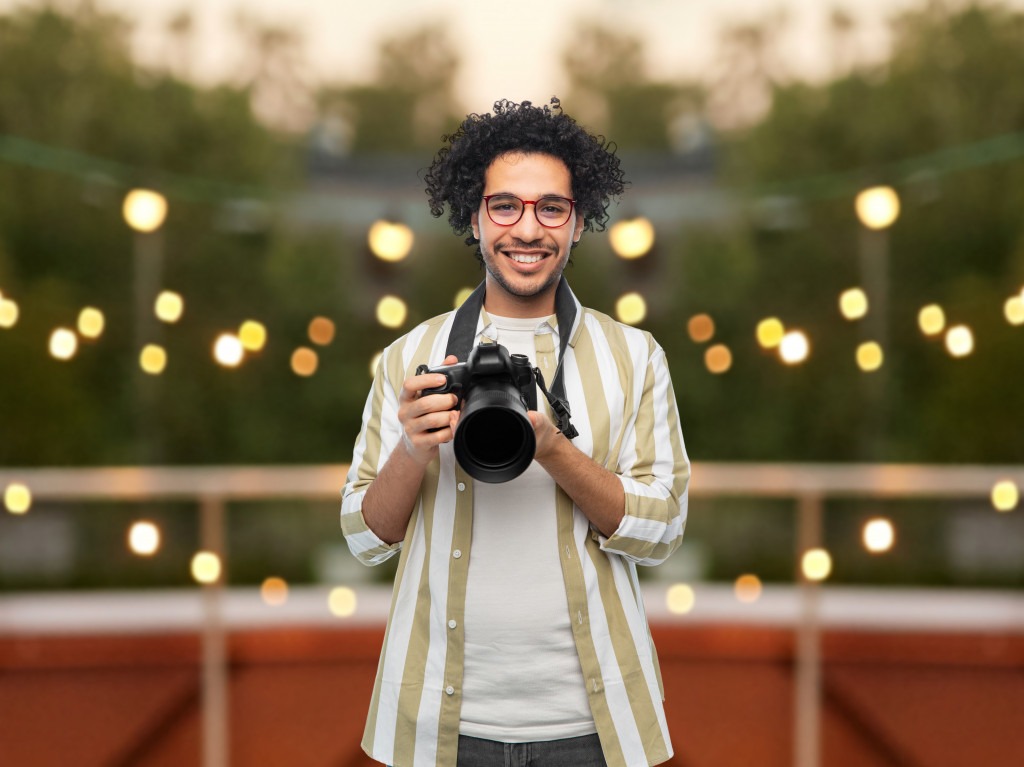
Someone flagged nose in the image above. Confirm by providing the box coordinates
[510,202,545,240]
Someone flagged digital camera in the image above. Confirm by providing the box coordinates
[417,343,539,483]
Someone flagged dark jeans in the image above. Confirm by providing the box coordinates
[456,733,607,767]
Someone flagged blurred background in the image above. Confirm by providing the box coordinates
[1,0,1022,765]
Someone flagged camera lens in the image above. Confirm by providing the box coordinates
[454,383,536,483]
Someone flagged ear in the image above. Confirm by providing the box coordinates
[471,211,480,240]
[572,215,584,243]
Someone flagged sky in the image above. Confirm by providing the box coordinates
[0,0,971,110]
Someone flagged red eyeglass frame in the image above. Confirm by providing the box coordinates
[481,194,577,228]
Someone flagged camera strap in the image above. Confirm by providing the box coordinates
[445,278,579,439]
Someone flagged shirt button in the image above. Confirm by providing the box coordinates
[448,619,457,629]
[457,482,466,491]
[445,685,455,695]
[453,549,462,559]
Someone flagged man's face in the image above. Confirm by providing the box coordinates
[471,152,584,316]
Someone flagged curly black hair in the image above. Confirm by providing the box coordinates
[424,98,626,260]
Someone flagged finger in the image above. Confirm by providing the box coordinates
[442,354,459,365]
[400,372,450,402]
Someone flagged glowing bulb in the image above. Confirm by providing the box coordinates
[991,480,1019,512]
[214,334,244,367]
[609,217,655,259]
[756,317,785,348]
[77,307,105,339]
[1004,296,1024,326]
[454,287,474,308]
[801,548,832,581]
[0,298,19,328]
[329,586,357,617]
[615,292,647,325]
[862,518,895,552]
[734,574,762,603]
[261,577,289,606]
[855,186,900,230]
[856,341,884,372]
[4,482,32,514]
[666,583,695,615]
[123,189,168,233]
[128,521,161,555]
[191,551,222,584]
[368,220,414,262]
[918,304,945,336]
[779,331,809,364]
[376,295,408,328]
[945,325,973,357]
[705,344,732,374]
[154,291,184,323]
[49,328,78,360]
[839,288,869,320]
[687,314,715,343]
[308,316,336,345]
[239,320,267,351]
[139,344,167,374]
[291,347,319,377]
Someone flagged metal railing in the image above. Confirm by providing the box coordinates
[2,461,1022,767]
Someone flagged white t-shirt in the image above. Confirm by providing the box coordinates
[459,313,596,742]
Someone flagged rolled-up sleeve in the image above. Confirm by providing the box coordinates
[600,341,689,565]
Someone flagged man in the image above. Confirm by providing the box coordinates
[342,98,689,767]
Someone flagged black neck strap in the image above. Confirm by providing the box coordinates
[445,278,578,439]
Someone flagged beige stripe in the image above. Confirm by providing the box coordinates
[630,358,658,479]
[584,537,670,764]
[571,322,613,466]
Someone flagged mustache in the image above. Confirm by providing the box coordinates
[496,237,558,254]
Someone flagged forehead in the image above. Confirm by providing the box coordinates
[482,152,573,196]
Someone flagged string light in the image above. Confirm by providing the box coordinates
[1004,296,1024,326]
[801,548,832,581]
[615,292,647,325]
[239,320,267,351]
[0,297,18,328]
[368,220,414,262]
[945,325,974,357]
[154,291,184,323]
[329,586,357,617]
[839,288,869,320]
[665,583,695,615]
[123,189,168,233]
[734,574,762,603]
[190,551,222,584]
[855,186,900,230]
[918,304,946,336]
[49,328,78,360]
[4,482,32,514]
[261,577,289,606]
[77,307,105,339]
[213,334,244,367]
[687,314,715,343]
[308,316,336,345]
[608,217,655,259]
[705,344,732,374]
[128,521,161,555]
[991,480,1019,512]
[779,330,810,364]
[756,317,785,349]
[454,287,474,308]
[291,347,318,376]
[856,341,884,372]
[369,350,384,378]
[376,295,408,329]
[862,518,895,552]
[140,344,167,374]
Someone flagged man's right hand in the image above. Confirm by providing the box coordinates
[398,354,461,466]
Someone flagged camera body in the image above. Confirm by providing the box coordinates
[417,343,539,483]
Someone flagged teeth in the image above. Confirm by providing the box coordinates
[509,253,542,264]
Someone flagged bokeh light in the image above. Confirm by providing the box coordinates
[665,583,695,615]
[239,320,267,351]
[945,325,974,357]
[261,577,289,606]
[801,548,832,581]
[154,291,184,323]
[77,307,105,339]
[368,220,414,262]
[190,551,222,584]
[308,316,335,345]
[1004,296,1024,326]
[756,317,785,348]
[369,350,384,378]
[615,292,647,325]
[839,288,869,320]
[0,297,18,328]
[49,328,78,360]
[856,341,884,372]
[128,521,161,555]
[328,586,357,618]
[4,482,32,514]
[376,295,408,328]
[779,331,810,364]
[687,313,715,343]
[705,344,732,374]
[291,347,319,377]
[734,574,762,603]
[123,188,168,233]
[918,304,946,336]
[855,185,900,229]
[454,286,474,308]
[214,333,244,367]
[862,518,895,553]
[140,344,167,375]
[608,217,655,259]
[991,480,1019,512]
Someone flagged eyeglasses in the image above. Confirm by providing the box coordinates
[482,194,577,228]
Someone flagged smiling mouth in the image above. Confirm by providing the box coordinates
[507,252,546,264]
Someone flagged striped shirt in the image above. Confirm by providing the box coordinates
[341,284,690,767]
